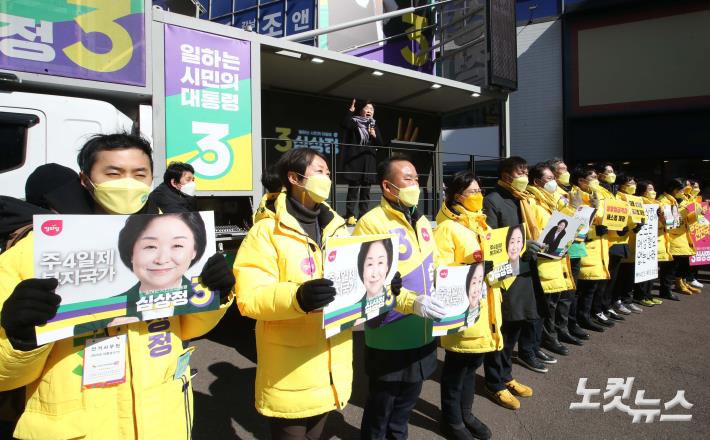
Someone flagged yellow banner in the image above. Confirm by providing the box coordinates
[602,199,630,231]
[625,195,646,224]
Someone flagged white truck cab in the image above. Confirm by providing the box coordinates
[0,91,133,199]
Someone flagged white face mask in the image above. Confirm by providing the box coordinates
[180,181,196,196]
[543,180,558,194]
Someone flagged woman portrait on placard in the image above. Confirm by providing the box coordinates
[506,224,525,276]
[465,263,486,326]
[357,238,394,316]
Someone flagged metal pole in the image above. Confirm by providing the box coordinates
[284,0,456,41]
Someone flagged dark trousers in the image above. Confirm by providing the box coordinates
[485,320,534,391]
[361,379,423,440]
[687,266,700,281]
[542,293,565,343]
[268,412,329,440]
[659,256,690,295]
[555,290,574,335]
[567,258,582,330]
[633,280,653,301]
[597,254,623,313]
[440,351,484,427]
[577,279,604,322]
[345,183,371,219]
[615,263,635,304]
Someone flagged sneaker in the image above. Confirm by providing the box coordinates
[594,312,614,327]
[635,298,655,307]
[626,303,643,313]
[689,279,704,289]
[535,350,558,364]
[517,355,548,373]
[606,308,625,321]
[506,379,534,397]
[486,387,520,410]
[346,216,357,226]
[614,301,632,315]
[651,297,663,305]
[463,416,492,440]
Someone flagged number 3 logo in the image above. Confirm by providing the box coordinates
[391,228,413,261]
[64,0,134,73]
[190,122,233,179]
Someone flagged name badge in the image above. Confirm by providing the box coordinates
[83,334,127,388]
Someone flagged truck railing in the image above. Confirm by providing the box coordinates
[260,137,502,219]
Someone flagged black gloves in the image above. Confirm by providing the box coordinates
[200,254,235,300]
[1,278,61,351]
[595,225,609,236]
[633,222,645,234]
[390,272,402,297]
[618,226,629,236]
[296,278,336,313]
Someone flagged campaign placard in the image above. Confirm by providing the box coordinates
[601,199,629,231]
[539,212,585,259]
[573,206,597,241]
[431,264,485,336]
[322,234,399,338]
[690,202,710,266]
[33,212,218,344]
[481,225,523,287]
[635,205,659,282]
[626,195,647,224]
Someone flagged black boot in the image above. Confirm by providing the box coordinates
[463,416,492,440]
[440,423,476,440]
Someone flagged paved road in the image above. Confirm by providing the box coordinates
[191,272,709,439]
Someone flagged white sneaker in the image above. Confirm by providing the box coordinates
[689,279,704,289]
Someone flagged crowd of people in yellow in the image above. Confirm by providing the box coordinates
[0,133,705,440]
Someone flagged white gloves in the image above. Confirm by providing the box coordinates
[413,295,446,320]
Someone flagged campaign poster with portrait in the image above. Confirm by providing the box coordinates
[322,234,399,338]
[573,206,597,241]
[601,199,629,231]
[635,204,659,282]
[689,202,710,266]
[663,204,680,229]
[539,212,585,259]
[33,212,218,344]
[481,226,519,287]
[431,264,485,336]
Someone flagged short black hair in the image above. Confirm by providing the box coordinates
[164,162,195,186]
[444,171,480,207]
[506,224,525,249]
[664,177,686,194]
[594,162,614,174]
[276,148,328,191]
[261,165,283,193]
[118,212,207,271]
[465,263,485,296]
[356,99,375,114]
[377,154,413,184]
[529,162,552,182]
[617,173,634,187]
[78,133,153,175]
[570,166,595,187]
[637,180,654,193]
[357,238,394,282]
[498,156,528,176]
[557,219,569,228]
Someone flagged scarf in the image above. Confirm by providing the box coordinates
[445,203,489,235]
[497,179,541,241]
[526,185,557,214]
[352,116,374,145]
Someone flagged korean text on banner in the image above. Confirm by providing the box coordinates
[322,234,399,338]
[432,264,485,337]
[164,24,253,191]
[33,212,220,344]
[626,195,647,224]
[635,204,659,282]
[690,202,710,266]
[482,226,518,287]
[601,199,629,231]
[0,0,145,85]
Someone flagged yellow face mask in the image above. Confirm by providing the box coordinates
[299,173,331,204]
[390,182,420,208]
[557,171,570,186]
[683,186,692,195]
[645,191,657,200]
[511,176,529,193]
[691,188,700,197]
[90,178,151,214]
[603,173,616,184]
[588,179,601,191]
[621,184,636,195]
[460,192,483,213]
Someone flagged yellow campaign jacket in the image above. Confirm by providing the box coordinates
[253,192,280,223]
[434,203,503,353]
[0,233,231,440]
[352,198,435,351]
[570,186,610,280]
[657,194,696,256]
[233,193,351,419]
[527,187,576,294]
[597,186,634,246]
